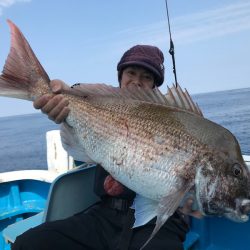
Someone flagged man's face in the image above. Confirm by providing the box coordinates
[120,66,155,89]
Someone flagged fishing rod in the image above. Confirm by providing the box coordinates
[165,0,178,87]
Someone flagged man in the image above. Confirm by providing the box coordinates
[12,45,191,250]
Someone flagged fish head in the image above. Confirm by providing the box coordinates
[195,151,250,223]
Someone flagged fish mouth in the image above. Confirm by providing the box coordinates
[239,199,250,214]
[202,201,224,216]
[224,199,250,222]
[202,199,250,222]
[224,211,249,222]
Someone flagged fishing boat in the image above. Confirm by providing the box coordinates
[0,128,250,250]
[0,130,75,250]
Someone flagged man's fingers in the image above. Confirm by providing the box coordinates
[189,211,203,219]
[47,98,69,120]
[50,79,70,94]
[54,107,70,124]
[180,198,194,214]
[41,95,64,114]
[179,198,203,219]
[104,175,124,196]
[32,81,71,124]
[33,94,53,109]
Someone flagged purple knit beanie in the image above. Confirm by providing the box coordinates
[117,45,165,87]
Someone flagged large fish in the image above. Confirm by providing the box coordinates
[1,20,250,249]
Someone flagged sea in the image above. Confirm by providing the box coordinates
[0,87,249,173]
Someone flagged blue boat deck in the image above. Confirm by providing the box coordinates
[2,163,250,250]
[0,179,50,249]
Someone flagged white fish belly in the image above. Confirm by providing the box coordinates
[67,104,192,201]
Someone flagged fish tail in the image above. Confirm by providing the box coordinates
[0,20,50,101]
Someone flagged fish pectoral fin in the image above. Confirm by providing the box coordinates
[60,123,94,163]
[132,185,187,229]
[132,194,158,228]
[139,184,191,250]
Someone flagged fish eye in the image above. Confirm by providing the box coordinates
[232,163,242,177]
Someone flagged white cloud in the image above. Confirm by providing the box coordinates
[172,1,250,44]
[113,1,250,47]
[0,0,16,7]
[0,0,31,14]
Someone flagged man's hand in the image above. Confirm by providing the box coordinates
[179,196,203,219]
[104,175,124,196]
[33,79,70,124]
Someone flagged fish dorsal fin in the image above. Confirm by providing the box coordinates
[165,84,203,116]
[66,83,203,116]
[67,83,122,98]
[65,83,170,105]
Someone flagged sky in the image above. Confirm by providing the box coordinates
[0,0,249,117]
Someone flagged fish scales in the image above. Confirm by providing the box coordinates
[63,96,202,200]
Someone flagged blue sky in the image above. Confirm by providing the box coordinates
[0,0,249,117]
